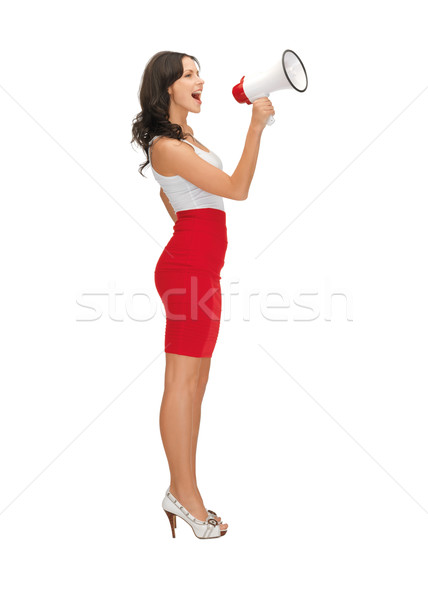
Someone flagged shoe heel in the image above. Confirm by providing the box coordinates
[164,509,177,538]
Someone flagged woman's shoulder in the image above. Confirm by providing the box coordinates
[150,133,194,176]
[151,134,194,154]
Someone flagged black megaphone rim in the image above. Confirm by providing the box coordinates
[282,49,308,92]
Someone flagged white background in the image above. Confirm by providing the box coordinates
[1,0,427,597]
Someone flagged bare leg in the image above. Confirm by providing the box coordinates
[159,352,227,531]
[190,357,209,497]
[190,357,209,487]
[190,357,227,528]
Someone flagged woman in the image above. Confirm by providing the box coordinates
[131,51,274,539]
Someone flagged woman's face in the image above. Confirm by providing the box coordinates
[167,56,205,114]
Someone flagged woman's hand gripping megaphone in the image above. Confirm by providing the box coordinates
[251,95,275,129]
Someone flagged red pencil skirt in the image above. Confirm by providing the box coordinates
[154,208,228,358]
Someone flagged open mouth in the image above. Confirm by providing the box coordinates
[191,92,202,104]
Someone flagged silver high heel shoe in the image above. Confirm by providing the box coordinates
[165,486,223,524]
[162,488,227,539]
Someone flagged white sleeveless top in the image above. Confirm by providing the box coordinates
[148,135,225,213]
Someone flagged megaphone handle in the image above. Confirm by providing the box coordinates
[251,92,275,126]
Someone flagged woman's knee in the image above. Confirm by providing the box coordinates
[164,352,201,392]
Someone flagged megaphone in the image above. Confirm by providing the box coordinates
[232,49,308,126]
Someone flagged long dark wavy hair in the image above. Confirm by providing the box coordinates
[130,50,201,178]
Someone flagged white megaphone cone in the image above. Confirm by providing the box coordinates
[232,49,308,126]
